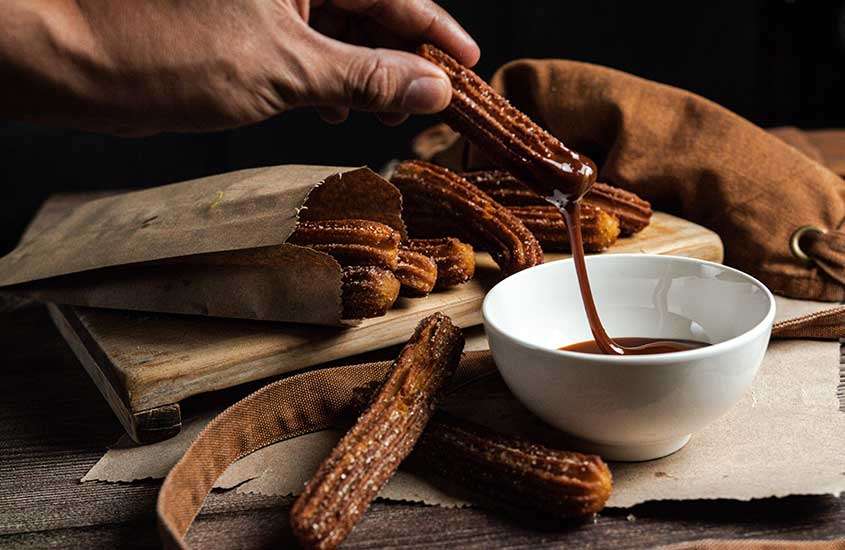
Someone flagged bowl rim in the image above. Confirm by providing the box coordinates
[481,254,776,365]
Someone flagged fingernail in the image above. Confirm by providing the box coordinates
[402,76,450,113]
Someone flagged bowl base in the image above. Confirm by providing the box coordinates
[572,434,691,462]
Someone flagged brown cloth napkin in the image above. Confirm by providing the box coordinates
[420,60,845,302]
[156,310,845,549]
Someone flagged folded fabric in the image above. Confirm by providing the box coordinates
[419,60,845,301]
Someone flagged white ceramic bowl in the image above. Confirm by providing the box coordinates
[482,254,776,461]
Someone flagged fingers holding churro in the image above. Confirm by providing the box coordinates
[418,44,596,201]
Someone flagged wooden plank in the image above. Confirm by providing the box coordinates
[48,303,182,443]
[49,212,722,420]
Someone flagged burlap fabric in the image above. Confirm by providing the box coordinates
[157,310,845,549]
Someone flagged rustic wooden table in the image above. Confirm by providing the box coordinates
[2,296,844,549]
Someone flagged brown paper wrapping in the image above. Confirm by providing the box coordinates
[0,165,405,325]
[82,299,845,508]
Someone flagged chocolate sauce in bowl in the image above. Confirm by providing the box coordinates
[561,337,709,355]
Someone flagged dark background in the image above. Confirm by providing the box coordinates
[2,0,844,254]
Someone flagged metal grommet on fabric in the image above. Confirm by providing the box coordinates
[790,225,827,265]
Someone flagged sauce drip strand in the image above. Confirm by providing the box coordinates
[416,44,697,356]
[558,200,701,356]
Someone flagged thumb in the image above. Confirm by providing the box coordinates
[301,39,452,114]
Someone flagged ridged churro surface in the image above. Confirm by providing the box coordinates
[409,412,612,519]
[340,266,399,319]
[396,248,438,297]
[391,160,542,275]
[406,238,475,289]
[419,44,596,200]
[290,314,464,549]
[464,170,652,236]
[288,219,401,270]
[509,204,620,252]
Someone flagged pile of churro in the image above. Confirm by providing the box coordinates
[287,219,475,319]
[414,43,653,250]
[286,45,653,322]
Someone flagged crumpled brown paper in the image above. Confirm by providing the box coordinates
[0,165,404,324]
[82,298,845,508]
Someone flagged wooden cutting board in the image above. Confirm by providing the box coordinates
[35,194,723,443]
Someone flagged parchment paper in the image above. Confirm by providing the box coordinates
[82,297,845,508]
[0,165,404,324]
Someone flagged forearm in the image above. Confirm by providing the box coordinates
[0,1,113,131]
[0,0,477,135]
[0,0,293,135]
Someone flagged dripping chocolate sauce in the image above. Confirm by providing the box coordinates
[540,156,707,356]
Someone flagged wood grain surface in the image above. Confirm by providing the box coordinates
[48,209,723,420]
[1,298,843,549]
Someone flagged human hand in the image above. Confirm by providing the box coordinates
[0,0,478,135]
